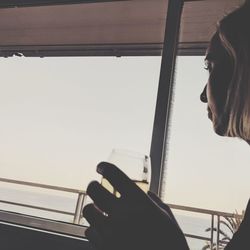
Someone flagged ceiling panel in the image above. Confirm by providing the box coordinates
[0,0,245,56]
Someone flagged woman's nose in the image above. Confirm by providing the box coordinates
[200,85,208,103]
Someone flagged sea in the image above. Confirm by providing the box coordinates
[0,186,230,250]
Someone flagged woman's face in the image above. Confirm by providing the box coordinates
[200,32,233,135]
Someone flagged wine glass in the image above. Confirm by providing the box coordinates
[101,149,151,196]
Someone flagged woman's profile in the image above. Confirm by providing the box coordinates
[83,1,250,249]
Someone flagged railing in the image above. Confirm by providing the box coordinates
[168,203,244,250]
[0,177,86,224]
[0,177,245,249]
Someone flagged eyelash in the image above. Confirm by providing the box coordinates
[204,62,212,72]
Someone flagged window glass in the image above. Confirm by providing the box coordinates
[163,56,250,249]
[0,56,160,222]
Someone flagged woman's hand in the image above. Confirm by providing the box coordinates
[83,162,189,250]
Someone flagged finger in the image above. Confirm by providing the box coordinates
[97,162,143,198]
[85,227,103,250]
[87,181,117,214]
[83,203,107,229]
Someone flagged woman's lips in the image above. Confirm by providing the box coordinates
[207,107,212,120]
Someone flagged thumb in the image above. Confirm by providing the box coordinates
[147,191,179,226]
[147,191,163,205]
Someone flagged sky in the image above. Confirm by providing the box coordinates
[0,56,159,190]
[0,55,249,217]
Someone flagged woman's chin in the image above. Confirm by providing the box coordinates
[213,120,228,137]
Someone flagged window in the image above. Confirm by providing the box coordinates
[0,56,160,222]
[163,56,250,249]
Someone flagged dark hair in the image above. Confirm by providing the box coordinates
[217,1,250,140]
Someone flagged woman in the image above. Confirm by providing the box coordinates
[83,1,250,249]
[199,1,250,249]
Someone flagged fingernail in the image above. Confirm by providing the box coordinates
[96,162,105,174]
[86,181,98,195]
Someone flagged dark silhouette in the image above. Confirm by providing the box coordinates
[83,1,250,249]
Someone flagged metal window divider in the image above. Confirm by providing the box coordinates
[149,0,184,196]
[0,0,127,8]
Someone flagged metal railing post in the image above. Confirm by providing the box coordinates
[73,192,86,224]
[216,215,220,249]
[211,214,214,250]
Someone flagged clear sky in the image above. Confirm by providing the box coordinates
[0,56,159,190]
[0,55,249,215]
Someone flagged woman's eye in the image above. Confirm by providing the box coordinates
[204,61,212,72]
